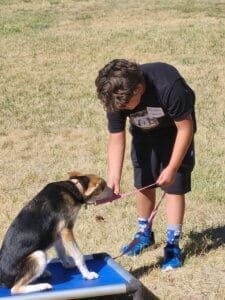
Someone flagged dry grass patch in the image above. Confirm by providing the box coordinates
[0,0,225,298]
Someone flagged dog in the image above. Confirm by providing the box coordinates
[0,171,112,294]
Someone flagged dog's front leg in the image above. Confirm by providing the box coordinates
[54,238,75,269]
[61,228,98,280]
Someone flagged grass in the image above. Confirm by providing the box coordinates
[0,0,225,298]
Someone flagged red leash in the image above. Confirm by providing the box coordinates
[93,182,165,259]
[94,182,158,206]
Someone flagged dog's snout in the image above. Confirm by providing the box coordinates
[86,185,114,203]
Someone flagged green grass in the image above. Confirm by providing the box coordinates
[0,0,225,298]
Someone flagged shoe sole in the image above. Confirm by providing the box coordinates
[162,265,181,271]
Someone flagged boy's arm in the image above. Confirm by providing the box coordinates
[107,131,126,194]
[156,114,193,187]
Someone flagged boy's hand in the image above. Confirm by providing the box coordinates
[107,179,120,195]
[156,166,177,187]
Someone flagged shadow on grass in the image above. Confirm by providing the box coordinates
[129,263,162,300]
[96,226,225,299]
[130,225,225,279]
[182,225,225,258]
[131,262,160,279]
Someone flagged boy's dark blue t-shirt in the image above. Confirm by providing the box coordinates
[107,62,196,141]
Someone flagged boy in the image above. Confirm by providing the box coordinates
[95,59,196,271]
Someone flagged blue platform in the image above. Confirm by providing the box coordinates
[0,253,142,300]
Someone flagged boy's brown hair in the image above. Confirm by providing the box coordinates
[95,59,145,112]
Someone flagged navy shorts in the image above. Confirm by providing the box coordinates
[131,134,195,195]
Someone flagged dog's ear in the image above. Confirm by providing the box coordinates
[68,171,83,179]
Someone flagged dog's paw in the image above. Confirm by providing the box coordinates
[62,256,75,269]
[40,283,53,291]
[84,271,99,280]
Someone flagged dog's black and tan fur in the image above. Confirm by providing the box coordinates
[0,171,111,294]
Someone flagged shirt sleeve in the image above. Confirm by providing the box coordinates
[166,79,195,121]
[107,111,127,133]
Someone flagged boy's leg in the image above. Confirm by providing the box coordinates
[166,193,185,225]
[136,188,156,219]
[161,193,185,271]
[160,136,194,270]
[121,188,156,256]
[122,140,159,256]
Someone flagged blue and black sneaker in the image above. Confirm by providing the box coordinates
[161,244,182,271]
[121,230,155,256]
